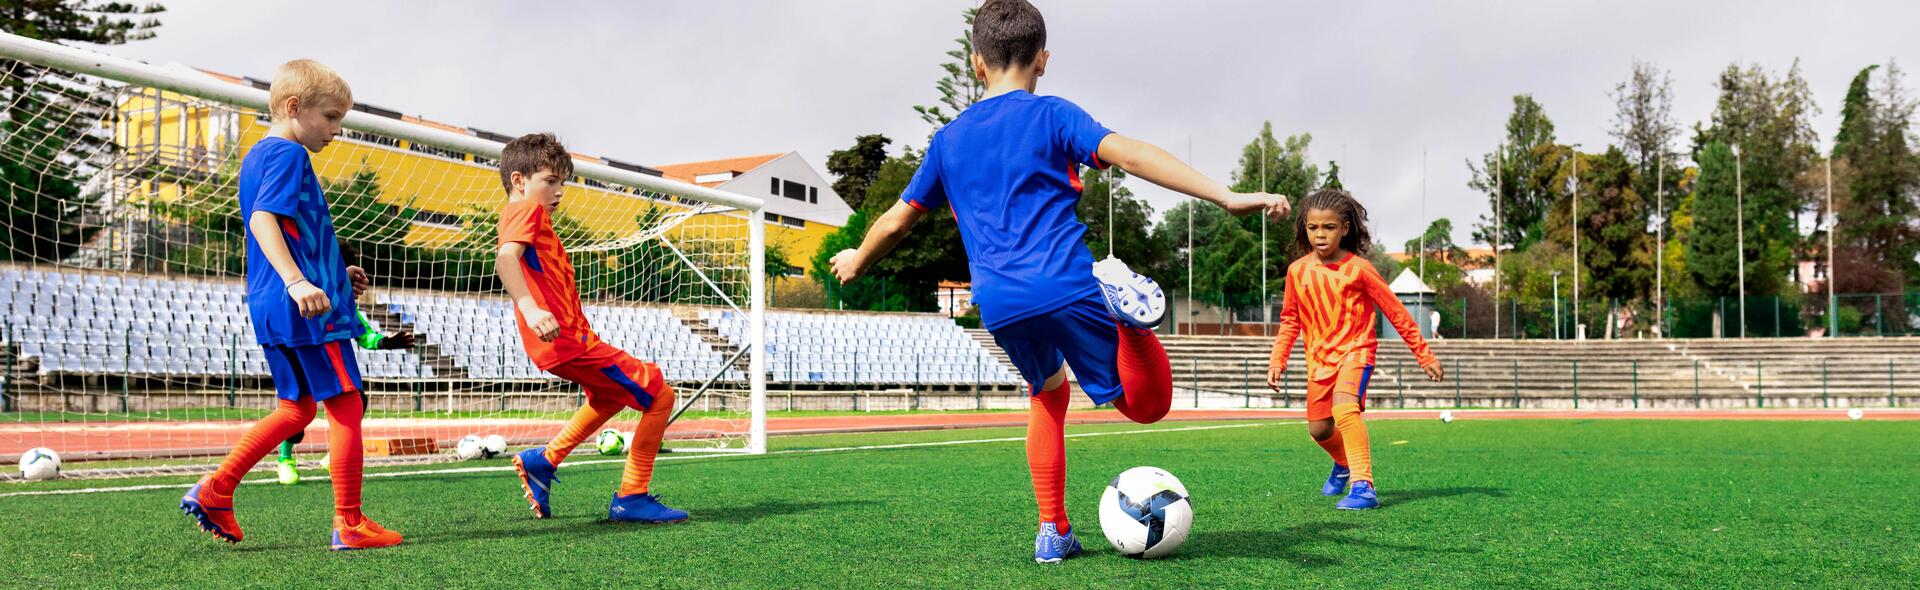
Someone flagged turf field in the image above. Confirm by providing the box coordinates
[3,418,1916,588]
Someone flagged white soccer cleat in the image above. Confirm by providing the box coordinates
[1092,257,1167,330]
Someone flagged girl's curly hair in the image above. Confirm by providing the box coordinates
[1292,189,1372,256]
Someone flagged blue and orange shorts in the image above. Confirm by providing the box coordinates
[1305,360,1372,421]
[546,344,673,412]
[990,292,1124,406]
[265,341,362,402]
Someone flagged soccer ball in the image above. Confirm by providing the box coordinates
[1848,408,1864,421]
[1098,466,1193,559]
[481,434,508,458]
[1440,410,1454,424]
[455,435,484,460]
[595,429,627,455]
[19,447,60,481]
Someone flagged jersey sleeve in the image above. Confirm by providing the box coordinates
[1269,264,1303,370]
[899,138,947,211]
[1357,260,1438,367]
[1050,97,1113,169]
[497,200,540,246]
[251,145,307,218]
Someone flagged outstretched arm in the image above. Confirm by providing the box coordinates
[1096,134,1290,221]
[828,200,928,284]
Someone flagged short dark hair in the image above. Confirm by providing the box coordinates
[973,0,1046,70]
[499,132,574,194]
[1293,189,1373,256]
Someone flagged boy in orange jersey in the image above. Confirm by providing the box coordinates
[178,59,403,550]
[495,133,686,524]
[1267,189,1444,510]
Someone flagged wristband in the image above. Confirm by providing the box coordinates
[286,278,311,291]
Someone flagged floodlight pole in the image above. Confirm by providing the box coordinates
[1656,154,1665,338]
[1494,145,1503,339]
[1826,156,1836,336]
[1569,145,1581,338]
[1734,143,1746,338]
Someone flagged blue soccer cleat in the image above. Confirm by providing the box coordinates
[1034,522,1083,564]
[1322,462,1351,496]
[608,492,689,524]
[1092,257,1167,330]
[1336,480,1379,510]
[512,447,558,519]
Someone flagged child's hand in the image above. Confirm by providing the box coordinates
[288,280,331,318]
[1424,363,1445,383]
[379,330,416,350]
[519,301,560,342]
[347,265,371,299]
[1221,192,1291,222]
[1266,366,1287,392]
[828,249,862,284]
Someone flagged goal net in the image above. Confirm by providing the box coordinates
[0,34,767,479]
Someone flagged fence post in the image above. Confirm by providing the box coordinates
[1632,359,1639,409]
[1892,357,1898,407]
[227,334,237,407]
[1396,360,1405,408]
[1693,359,1701,408]
[1241,358,1250,408]
[1511,358,1519,408]
[1822,357,1829,408]
[1876,295,1884,335]
[973,356,982,411]
[1453,358,1461,407]
[1282,364,1290,408]
[1572,359,1579,409]
[1460,299,1468,339]
[414,348,424,413]
[1,320,10,413]
[121,329,131,413]
[853,350,861,411]
[1755,359,1763,408]
[1191,358,1199,409]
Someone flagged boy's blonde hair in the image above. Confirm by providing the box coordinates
[268,59,352,119]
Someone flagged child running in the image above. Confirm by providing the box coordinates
[496,133,687,524]
[1266,189,1444,510]
[178,59,403,550]
[829,0,1287,563]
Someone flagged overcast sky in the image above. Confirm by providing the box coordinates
[97,0,1916,250]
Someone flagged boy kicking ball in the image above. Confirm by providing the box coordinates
[830,0,1287,563]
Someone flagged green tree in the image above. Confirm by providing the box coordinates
[1227,122,1317,295]
[1687,142,1741,298]
[1468,95,1558,250]
[1404,218,1465,270]
[810,144,966,312]
[1077,167,1164,271]
[1574,147,1654,304]
[1322,160,1344,190]
[912,6,983,131]
[825,134,891,209]
[1831,62,1919,285]
[1690,61,1817,294]
[1608,61,1682,229]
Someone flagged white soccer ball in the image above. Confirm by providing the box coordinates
[19,447,60,481]
[595,429,627,456]
[1440,410,1454,424]
[481,434,508,458]
[1848,408,1864,421]
[1098,466,1193,559]
[455,435,484,460]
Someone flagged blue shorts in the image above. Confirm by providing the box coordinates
[264,341,363,402]
[990,293,1122,405]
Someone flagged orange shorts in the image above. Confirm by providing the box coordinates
[547,344,673,412]
[1305,361,1373,421]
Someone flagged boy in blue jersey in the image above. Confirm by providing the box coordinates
[829,0,1288,563]
[178,59,402,550]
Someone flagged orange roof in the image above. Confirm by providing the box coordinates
[401,114,466,135]
[655,153,785,187]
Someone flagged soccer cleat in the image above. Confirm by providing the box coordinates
[1321,462,1351,496]
[179,476,242,543]
[512,447,558,518]
[1336,480,1379,510]
[1033,522,1083,564]
[1092,257,1167,329]
[276,457,300,486]
[330,515,403,550]
[607,493,689,524]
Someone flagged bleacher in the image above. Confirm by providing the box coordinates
[378,291,733,382]
[2,268,421,378]
[706,309,1022,386]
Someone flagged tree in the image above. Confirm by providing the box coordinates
[825,134,891,210]
[1687,142,1741,298]
[1227,122,1317,295]
[811,145,967,312]
[1608,61,1681,227]
[1831,62,1920,286]
[1689,61,1817,295]
[1148,199,1260,300]
[1322,160,1344,190]
[912,6,984,131]
[0,0,166,263]
[1404,218,1465,267]
[1468,95,1558,250]
[1573,147,1654,304]
[1077,167,1164,271]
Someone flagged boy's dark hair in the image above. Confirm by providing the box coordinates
[973,0,1047,70]
[1293,189,1373,256]
[499,132,574,194]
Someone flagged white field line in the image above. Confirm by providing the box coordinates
[0,421,1288,498]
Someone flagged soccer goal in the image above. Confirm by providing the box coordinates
[0,33,768,478]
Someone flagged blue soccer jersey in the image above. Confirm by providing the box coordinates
[239,136,360,347]
[899,90,1112,330]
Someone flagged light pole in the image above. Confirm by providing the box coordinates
[1261,137,1269,338]
[1187,138,1194,337]
[1568,144,1582,338]
[1655,154,1665,338]
[1494,144,1503,339]
[1420,148,1428,282]
[1552,270,1562,340]
[1733,142,1746,338]
[1826,156,1836,336]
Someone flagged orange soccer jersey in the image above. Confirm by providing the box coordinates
[498,199,603,369]
[1269,252,1437,381]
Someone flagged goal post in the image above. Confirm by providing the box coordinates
[0,32,768,477]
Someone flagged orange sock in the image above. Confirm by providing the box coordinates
[1332,403,1372,483]
[543,397,625,466]
[617,385,676,497]
[1314,426,1348,466]
[1111,325,1172,424]
[210,398,316,493]
[322,393,366,523]
[1027,380,1071,533]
